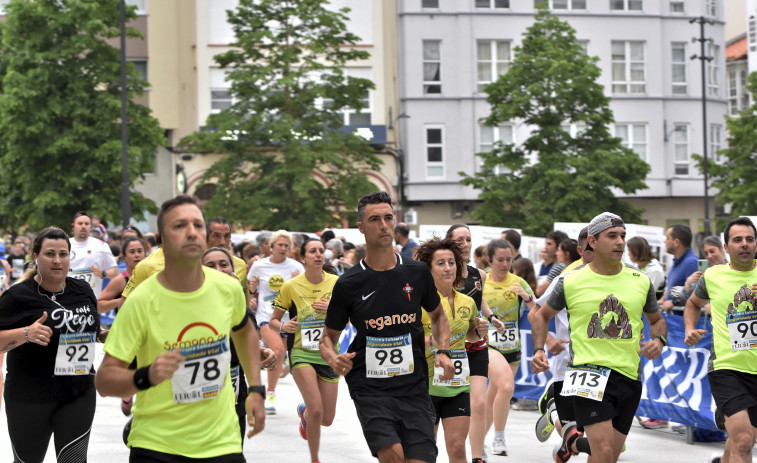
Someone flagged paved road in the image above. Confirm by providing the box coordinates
[0,346,748,462]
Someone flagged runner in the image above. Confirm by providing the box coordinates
[247,230,304,415]
[207,216,248,288]
[483,238,536,456]
[415,237,478,463]
[95,195,265,461]
[446,224,504,463]
[272,238,339,463]
[0,226,100,463]
[685,216,757,463]
[69,211,118,298]
[320,191,453,463]
[531,212,667,463]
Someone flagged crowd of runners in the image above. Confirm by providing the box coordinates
[0,192,754,463]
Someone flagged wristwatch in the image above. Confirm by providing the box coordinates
[248,385,266,398]
[436,349,451,358]
[487,313,498,323]
[654,335,667,346]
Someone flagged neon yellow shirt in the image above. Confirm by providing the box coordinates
[484,272,533,354]
[122,248,164,298]
[104,267,246,458]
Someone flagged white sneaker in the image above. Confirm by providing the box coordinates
[492,436,507,456]
[482,445,488,462]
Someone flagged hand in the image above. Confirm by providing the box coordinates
[435,352,454,380]
[640,338,664,359]
[27,312,53,346]
[661,300,674,313]
[245,391,266,438]
[91,265,102,277]
[546,336,569,356]
[330,352,356,376]
[247,276,260,293]
[260,348,277,369]
[281,316,298,334]
[291,270,300,278]
[148,349,185,385]
[312,297,329,315]
[685,271,703,291]
[247,297,258,311]
[530,350,549,374]
[475,317,489,335]
[512,284,528,299]
[685,328,708,347]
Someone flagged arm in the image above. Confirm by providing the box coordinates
[230,319,265,438]
[427,303,454,380]
[96,274,127,314]
[477,270,504,333]
[319,326,356,375]
[684,293,707,347]
[0,312,52,351]
[639,310,667,359]
[530,303,560,373]
[95,349,184,398]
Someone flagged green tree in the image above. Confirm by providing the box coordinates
[0,0,164,231]
[694,72,757,221]
[180,0,381,231]
[461,9,649,236]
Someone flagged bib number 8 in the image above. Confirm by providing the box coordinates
[375,348,403,366]
[184,359,221,385]
[66,345,89,363]
[453,359,463,376]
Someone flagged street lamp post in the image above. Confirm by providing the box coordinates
[119,0,130,229]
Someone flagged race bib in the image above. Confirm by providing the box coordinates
[488,321,518,351]
[561,365,610,402]
[727,311,757,351]
[230,365,240,401]
[300,318,324,351]
[70,268,96,289]
[54,332,96,375]
[433,349,470,387]
[172,338,231,404]
[366,333,413,378]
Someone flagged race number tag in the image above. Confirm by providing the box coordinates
[70,268,96,289]
[727,311,757,351]
[433,349,470,387]
[172,338,231,404]
[561,365,610,402]
[230,365,240,401]
[366,334,413,378]
[54,332,96,375]
[300,318,324,351]
[488,321,518,351]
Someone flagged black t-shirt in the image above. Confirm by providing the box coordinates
[457,264,483,313]
[0,277,99,403]
[325,254,441,398]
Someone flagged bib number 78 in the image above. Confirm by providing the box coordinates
[183,359,221,385]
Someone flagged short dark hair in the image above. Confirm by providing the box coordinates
[144,232,158,247]
[627,236,653,266]
[72,211,90,223]
[724,217,757,245]
[157,195,199,236]
[546,230,568,246]
[503,229,521,250]
[32,227,71,256]
[559,239,580,262]
[446,224,470,239]
[394,224,410,237]
[206,217,231,238]
[413,238,465,288]
[670,224,693,248]
[578,227,589,251]
[122,236,147,256]
[487,238,513,261]
[320,230,335,243]
[357,191,392,221]
[300,237,323,257]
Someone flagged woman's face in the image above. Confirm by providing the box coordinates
[35,238,70,282]
[490,247,513,277]
[556,246,566,265]
[303,241,325,269]
[430,249,456,287]
[203,250,234,277]
[450,227,472,260]
[271,237,290,259]
[124,241,145,270]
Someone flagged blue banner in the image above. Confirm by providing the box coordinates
[513,309,555,399]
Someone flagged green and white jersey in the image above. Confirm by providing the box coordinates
[546,264,658,380]
[694,262,757,373]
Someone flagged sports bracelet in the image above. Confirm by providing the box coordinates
[24,326,29,343]
[133,365,153,390]
[534,347,545,353]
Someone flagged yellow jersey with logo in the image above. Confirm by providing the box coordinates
[484,272,533,354]
[122,247,164,298]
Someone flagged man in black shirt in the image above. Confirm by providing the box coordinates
[321,191,453,463]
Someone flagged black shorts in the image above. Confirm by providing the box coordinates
[431,392,471,424]
[467,348,489,377]
[290,360,339,383]
[552,380,575,424]
[569,368,641,435]
[709,369,757,427]
[130,448,245,462]
[353,393,437,462]
[503,350,521,364]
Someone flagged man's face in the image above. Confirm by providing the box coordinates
[664,228,676,254]
[543,238,557,261]
[725,224,757,268]
[161,204,206,262]
[589,227,626,263]
[72,216,92,241]
[12,239,24,254]
[207,222,231,250]
[358,203,395,248]
[703,243,727,266]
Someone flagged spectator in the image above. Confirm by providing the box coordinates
[394,224,418,259]
[502,229,522,261]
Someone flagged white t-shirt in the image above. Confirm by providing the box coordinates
[247,257,304,324]
[69,237,118,297]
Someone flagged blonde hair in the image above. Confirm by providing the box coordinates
[270,229,292,247]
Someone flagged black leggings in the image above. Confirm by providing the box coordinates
[6,388,96,463]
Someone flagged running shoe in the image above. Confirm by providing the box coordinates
[121,397,133,416]
[553,421,581,463]
[265,391,277,415]
[539,382,555,414]
[472,459,484,463]
[535,399,556,442]
[297,403,307,440]
[482,445,488,462]
[491,436,507,456]
[280,361,291,378]
[710,455,722,463]
[639,418,668,429]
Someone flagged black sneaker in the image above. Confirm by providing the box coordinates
[539,382,555,414]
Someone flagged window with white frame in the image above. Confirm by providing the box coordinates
[423,40,442,94]
[670,1,684,12]
[673,124,689,175]
[422,0,439,8]
[130,60,148,81]
[425,126,445,178]
[707,42,719,97]
[322,90,372,126]
[210,68,232,113]
[671,42,687,95]
[126,0,147,15]
[561,123,587,138]
[612,41,645,94]
[534,0,586,8]
[741,70,750,110]
[615,123,647,162]
[706,0,716,17]
[478,125,514,174]
[477,40,511,92]
[750,16,756,52]
[610,0,642,11]
[710,124,722,162]
[729,69,738,115]
[577,40,589,54]
[476,0,510,8]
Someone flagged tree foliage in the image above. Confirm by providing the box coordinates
[180,0,381,231]
[0,0,164,231]
[461,9,649,236]
[694,72,757,222]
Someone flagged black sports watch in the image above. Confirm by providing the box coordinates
[248,385,266,398]
[487,313,498,323]
[436,349,451,358]
[654,335,667,347]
